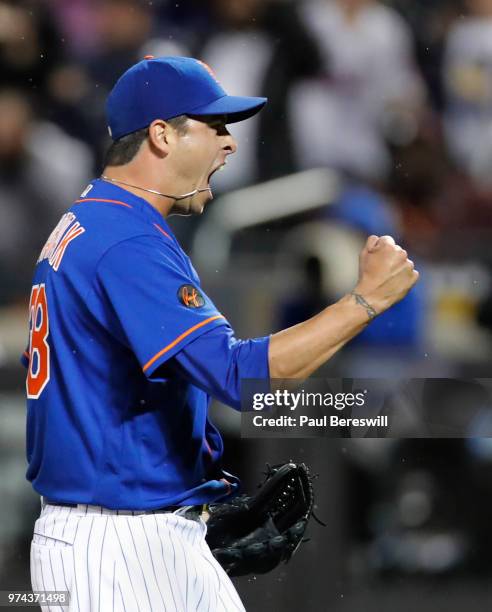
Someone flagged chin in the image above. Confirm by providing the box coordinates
[170,194,209,217]
[192,190,212,215]
[188,204,205,216]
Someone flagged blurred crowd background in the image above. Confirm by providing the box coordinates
[1,0,492,610]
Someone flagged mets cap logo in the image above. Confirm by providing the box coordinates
[178,284,205,308]
[196,60,221,85]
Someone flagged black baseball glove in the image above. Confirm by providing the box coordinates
[205,462,317,576]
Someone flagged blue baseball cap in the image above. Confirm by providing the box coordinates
[106,56,267,140]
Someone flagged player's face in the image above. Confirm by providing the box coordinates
[167,115,237,216]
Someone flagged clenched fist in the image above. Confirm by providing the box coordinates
[354,235,419,316]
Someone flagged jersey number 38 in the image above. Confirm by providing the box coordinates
[27,284,50,399]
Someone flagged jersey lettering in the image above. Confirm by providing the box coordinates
[38,213,85,271]
[80,183,94,198]
[49,222,85,271]
[26,284,50,399]
[38,213,76,263]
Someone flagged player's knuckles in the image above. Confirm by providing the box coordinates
[365,234,380,251]
[403,262,415,277]
[403,268,419,288]
[392,246,408,262]
[391,248,409,268]
[378,242,396,257]
[398,248,408,259]
[391,244,408,259]
[378,235,396,247]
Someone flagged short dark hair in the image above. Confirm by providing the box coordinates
[104,115,189,167]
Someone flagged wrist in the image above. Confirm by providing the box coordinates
[348,289,379,321]
[353,283,392,315]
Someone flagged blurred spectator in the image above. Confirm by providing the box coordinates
[44,0,197,60]
[44,60,102,153]
[151,0,211,53]
[59,0,196,163]
[444,0,492,187]
[289,0,426,182]
[28,0,155,165]
[82,0,155,158]
[43,0,100,58]
[198,0,323,191]
[392,0,463,111]
[386,136,453,256]
[92,0,153,69]
[0,89,92,305]
[41,1,195,162]
[0,0,63,98]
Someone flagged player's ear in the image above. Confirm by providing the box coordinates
[147,119,172,157]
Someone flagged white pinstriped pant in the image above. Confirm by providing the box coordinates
[30,502,245,612]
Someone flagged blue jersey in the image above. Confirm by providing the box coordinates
[23,178,269,510]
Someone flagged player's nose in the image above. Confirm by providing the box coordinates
[221,131,237,156]
[216,122,237,155]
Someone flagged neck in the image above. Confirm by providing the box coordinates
[102,166,174,217]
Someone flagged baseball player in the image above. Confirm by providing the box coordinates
[23,56,418,611]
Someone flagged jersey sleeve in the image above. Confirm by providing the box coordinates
[161,325,270,410]
[90,235,229,376]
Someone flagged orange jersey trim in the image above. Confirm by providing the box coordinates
[142,315,225,372]
[75,198,133,209]
[23,350,29,359]
[153,223,172,240]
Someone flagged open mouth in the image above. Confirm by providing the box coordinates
[208,163,226,184]
[202,163,226,201]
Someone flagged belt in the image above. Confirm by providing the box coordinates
[43,499,207,520]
